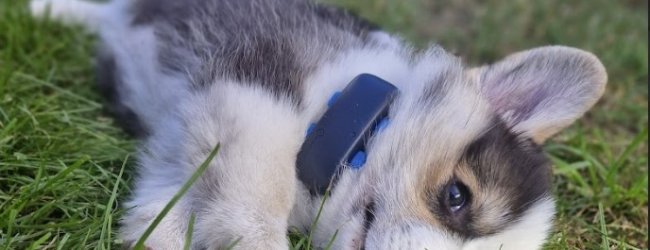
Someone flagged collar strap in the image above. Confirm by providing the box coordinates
[296,74,399,195]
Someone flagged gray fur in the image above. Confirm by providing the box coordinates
[133,0,380,104]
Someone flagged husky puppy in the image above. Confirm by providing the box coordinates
[31,0,607,249]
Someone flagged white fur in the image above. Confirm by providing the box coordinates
[463,198,556,250]
[177,82,304,248]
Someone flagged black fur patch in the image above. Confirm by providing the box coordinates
[432,119,551,239]
[95,47,149,137]
[465,119,551,217]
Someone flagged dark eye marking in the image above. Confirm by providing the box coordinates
[434,117,552,239]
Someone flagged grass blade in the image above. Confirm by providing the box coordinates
[99,155,129,250]
[323,229,339,250]
[224,237,242,250]
[27,232,51,250]
[611,126,647,172]
[183,213,196,250]
[598,203,610,249]
[133,144,221,249]
[306,187,332,250]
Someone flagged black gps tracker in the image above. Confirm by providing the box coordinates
[296,74,398,195]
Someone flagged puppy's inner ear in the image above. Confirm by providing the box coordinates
[471,46,607,143]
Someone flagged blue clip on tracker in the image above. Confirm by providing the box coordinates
[296,74,398,195]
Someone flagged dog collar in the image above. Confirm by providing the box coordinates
[296,74,398,195]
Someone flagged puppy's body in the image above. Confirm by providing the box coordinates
[31,0,607,249]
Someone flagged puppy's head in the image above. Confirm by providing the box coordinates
[312,46,606,249]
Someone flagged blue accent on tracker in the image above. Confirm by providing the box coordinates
[327,92,341,107]
[349,151,367,169]
[296,74,398,195]
[375,117,390,132]
[306,123,317,136]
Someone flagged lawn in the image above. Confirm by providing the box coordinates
[0,0,647,249]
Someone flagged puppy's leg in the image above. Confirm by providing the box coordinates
[183,84,304,249]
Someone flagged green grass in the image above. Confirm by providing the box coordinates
[1,0,647,249]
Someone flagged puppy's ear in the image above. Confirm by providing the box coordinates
[470,46,607,143]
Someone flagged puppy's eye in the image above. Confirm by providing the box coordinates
[447,182,469,212]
